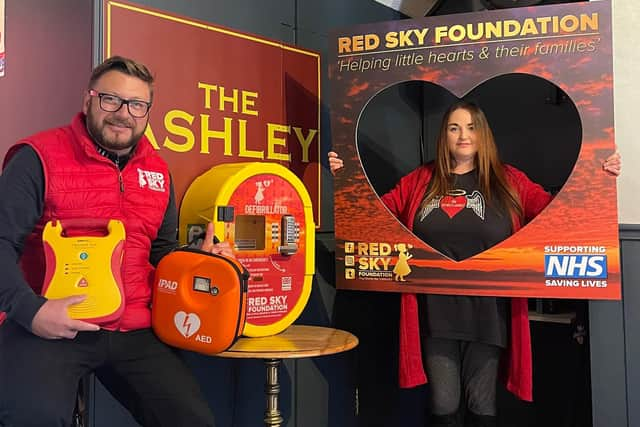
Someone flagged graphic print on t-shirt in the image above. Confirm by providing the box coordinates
[418,189,485,222]
[412,173,513,262]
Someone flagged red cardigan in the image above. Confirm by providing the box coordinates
[381,163,552,402]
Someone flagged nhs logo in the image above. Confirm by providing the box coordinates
[544,255,607,279]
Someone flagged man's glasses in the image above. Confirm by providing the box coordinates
[88,89,152,118]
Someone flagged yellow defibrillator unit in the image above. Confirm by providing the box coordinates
[41,219,125,324]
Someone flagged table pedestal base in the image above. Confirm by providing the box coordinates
[263,359,284,426]
[216,326,359,427]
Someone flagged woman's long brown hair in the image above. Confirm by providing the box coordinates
[420,101,523,221]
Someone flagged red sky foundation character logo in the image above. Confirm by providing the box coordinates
[344,241,414,282]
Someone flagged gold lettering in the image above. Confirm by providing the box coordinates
[241,91,259,116]
[200,114,232,155]
[238,119,264,159]
[293,127,317,163]
[197,82,217,109]
[163,110,195,153]
[218,87,239,113]
[267,124,290,162]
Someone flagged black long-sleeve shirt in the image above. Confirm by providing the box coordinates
[0,146,178,330]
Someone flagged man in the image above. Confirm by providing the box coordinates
[0,56,226,426]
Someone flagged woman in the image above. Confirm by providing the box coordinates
[329,101,621,427]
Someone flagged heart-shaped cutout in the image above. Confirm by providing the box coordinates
[174,311,201,338]
[356,74,581,260]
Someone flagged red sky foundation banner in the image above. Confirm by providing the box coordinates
[329,2,620,299]
[103,1,321,226]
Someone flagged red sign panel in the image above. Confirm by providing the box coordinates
[228,174,308,326]
[104,1,321,226]
[329,2,620,299]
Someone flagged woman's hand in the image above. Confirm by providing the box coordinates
[602,150,621,177]
[328,151,344,176]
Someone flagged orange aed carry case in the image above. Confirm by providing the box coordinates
[42,219,126,324]
[152,247,249,355]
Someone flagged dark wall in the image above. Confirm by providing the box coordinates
[589,225,640,427]
[0,0,93,160]
[89,1,407,427]
[3,1,633,427]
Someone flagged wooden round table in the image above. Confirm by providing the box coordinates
[216,324,359,427]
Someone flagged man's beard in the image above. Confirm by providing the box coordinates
[86,111,146,152]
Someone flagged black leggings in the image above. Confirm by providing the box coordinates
[0,321,215,427]
[422,337,502,417]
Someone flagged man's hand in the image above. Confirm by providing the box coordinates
[198,222,235,258]
[31,295,100,339]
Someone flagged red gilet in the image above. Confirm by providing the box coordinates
[5,113,170,331]
[381,163,552,402]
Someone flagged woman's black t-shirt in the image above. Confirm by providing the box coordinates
[412,170,512,347]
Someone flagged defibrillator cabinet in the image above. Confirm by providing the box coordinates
[179,162,315,337]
